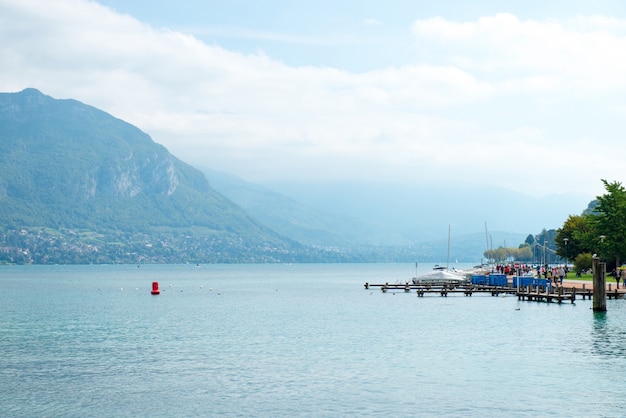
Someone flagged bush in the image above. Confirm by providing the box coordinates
[574,252,593,274]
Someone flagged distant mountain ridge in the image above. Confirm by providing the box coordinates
[264,180,592,244]
[202,167,411,247]
[202,168,530,259]
[0,88,303,263]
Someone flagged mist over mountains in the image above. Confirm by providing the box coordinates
[203,167,592,261]
[0,88,590,264]
[264,180,591,242]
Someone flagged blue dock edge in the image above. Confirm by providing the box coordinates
[471,274,553,292]
[471,273,507,286]
[512,276,553,292]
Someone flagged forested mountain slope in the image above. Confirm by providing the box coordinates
[0,89,302,263]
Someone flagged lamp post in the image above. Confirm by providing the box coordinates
[563,237,568,278]
[599,235,606,261]
[543,240,548,277]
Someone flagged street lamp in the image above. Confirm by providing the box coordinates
[543,240,548,278]
[599,235,606,261]
[563,238,568,278]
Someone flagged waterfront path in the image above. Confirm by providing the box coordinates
[562,278,621,291]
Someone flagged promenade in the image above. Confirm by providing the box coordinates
[562,278,621,291]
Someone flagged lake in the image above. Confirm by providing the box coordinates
[1,263,625,417]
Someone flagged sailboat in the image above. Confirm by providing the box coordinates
[411,225,469,285]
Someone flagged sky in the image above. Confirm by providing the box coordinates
[2,0,626,200]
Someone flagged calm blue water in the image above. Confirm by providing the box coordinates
[1,263,625,417]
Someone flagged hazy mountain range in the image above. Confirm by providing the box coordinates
[0,88,590,264]
[202,167,589,263]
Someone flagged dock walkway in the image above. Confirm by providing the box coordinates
[364,282,517,297]
[364,280,626,303]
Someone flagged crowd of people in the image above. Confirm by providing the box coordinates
[492,262,625,289]
[491,263,567,285]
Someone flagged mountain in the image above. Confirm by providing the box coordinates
[0,88,303,263]
[202,168,533,261]
[202,167,411,247]
[263,180,592,243]
[0,88,587,264]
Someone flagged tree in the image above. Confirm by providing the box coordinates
[484,246,507,263]
[513,245,533,261]
[574,252,593,274]
[535,229,557,251]
[555,214,597,262]
[593,180,626,267]
[484,245,533,263]
[533,228,558,266]
[524,234,534,246]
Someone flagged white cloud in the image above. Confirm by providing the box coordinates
[363,18,382,27]
[1,0,625,198]
[412,13,626,91]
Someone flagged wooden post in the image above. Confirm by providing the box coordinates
[593,256,607,312]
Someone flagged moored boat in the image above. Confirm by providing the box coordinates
[411,267,468,285]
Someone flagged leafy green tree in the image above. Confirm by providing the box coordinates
[513,245,533,261]
[555,214,597,262]
[593,180,626,267]
[574,252,593,274]
[524,234,535,246]
[483,245,532,262]
[535,229,557,251]
[484,247,506,263]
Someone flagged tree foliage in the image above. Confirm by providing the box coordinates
[555,214,596,261]
[524,234,534,246]
[574,252,593,273]
[556,180,626,270]
[593,180,626,267]
[484,245,533,263]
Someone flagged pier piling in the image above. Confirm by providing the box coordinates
[592,256,607,312]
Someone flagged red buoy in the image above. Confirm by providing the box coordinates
[151,281,160,295]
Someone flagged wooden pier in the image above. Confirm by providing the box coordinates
[364,281,625,303]
[517,285,624,303]
[364,282,518,297]
[516,286,576,303]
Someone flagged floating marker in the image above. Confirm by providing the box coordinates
[151,281,160,295]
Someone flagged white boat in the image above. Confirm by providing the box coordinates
[410,225,471,285]
[411,267,468,285]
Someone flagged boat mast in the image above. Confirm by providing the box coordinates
[447,224,450,270]
[484,222,490,264]
[484,222,489,252]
